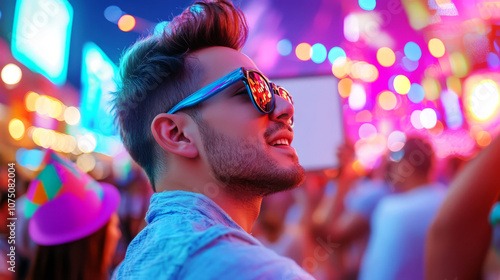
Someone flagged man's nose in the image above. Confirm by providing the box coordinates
[269,95,294,126]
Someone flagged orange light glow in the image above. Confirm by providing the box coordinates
[118,15,136,32]
[295,43,312,61]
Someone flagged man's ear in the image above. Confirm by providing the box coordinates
[151,113,199,158]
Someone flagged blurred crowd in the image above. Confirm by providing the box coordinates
[1,135,500,280]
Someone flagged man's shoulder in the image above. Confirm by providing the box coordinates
[179,233,314,280]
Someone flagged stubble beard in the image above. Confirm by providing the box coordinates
[198,120,306,198]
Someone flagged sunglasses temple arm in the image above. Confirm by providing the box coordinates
[167,69,244,114]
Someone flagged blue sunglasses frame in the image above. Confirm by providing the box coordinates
[167,67,293,123]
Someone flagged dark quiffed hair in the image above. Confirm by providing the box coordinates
[112,0,248,191]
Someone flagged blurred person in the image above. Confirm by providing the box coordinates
[309,144,392,280]
[24,150,121,280]
[426,135,500,279]
[112,1,312,279]
[358,137,446,280]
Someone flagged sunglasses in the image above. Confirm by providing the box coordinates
[167,67,294,124]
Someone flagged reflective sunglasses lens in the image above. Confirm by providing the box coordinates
[277,87,293,104]
[247,71,273,113]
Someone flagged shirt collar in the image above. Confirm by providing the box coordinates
[145,190,244,231]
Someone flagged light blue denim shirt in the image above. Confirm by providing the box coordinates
[114,190,314,280]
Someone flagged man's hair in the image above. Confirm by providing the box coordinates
[112,0,248,191]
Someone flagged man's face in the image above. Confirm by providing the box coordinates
[191,47,305,197]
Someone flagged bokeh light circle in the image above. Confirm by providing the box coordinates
[429,38,446,58]
[118,14,136,32]
[393,75,411,95]
[104,5,123,23]
[338,78,353,98]
[411,110,424,129]
[359,0,376,11]
[359,123,377,139]
[9,119,25,140]
[387,131,406,152]
[402,57,419,72]
[404,42,422,61]
[328,47,346,64]
[1,63,22,85]
[407,83,425,103]
[277,39,292,56]
[377,47,396,67]
[296,43,312,61]
[311,43,327,64]
[378,90,397,110]
[469,80,500,120]
[420,108,437,129]
[348,83,367,111]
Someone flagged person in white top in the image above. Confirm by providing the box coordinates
[359,137,446,280]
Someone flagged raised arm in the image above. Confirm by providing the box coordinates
[425,136,500,279]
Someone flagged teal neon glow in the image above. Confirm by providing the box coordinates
[311,43,327,64]
[11,0,73,85]
[80,42,118,137]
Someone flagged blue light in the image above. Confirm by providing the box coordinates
[11,0,73,85]
[328,47,346,64]
[404,42,422,61]
[402,56,419,72]
[495,41,500,53]
[408,83,425,103]
[104,5,123,23]
[16,148,44,170]
[359,0,376,11]
[487,52,500,70]
[277,39,292,56]
[154,21,170,36]
[311,43,327,64]
[81,42,118,136]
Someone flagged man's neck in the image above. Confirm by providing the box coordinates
[157,177,262,233]
[210,191,262,233]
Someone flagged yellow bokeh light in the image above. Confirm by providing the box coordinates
[64,106,81,125]
[378,90,397,110]
[469,80,499,121]
[393,75,411,95]
[446,76,462,96]
[296,43,312,61]
[449,52,469,78]
[429,38,446,58]
[118,15,136,32]
[49,100,63,119]
[338,78,353,98]
[377,47,396,67]
[25,91,39,112]
[9,119,25,140]
[1,63,22,85]
[362,64,379,83]
[76,154,96,173]
[332,58,350,79]
[476,131,492,147]
[422,77,441,100]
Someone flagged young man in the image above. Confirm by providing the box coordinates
[112,1,313,279]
